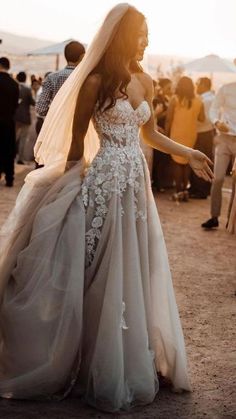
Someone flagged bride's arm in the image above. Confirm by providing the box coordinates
[67,74,101,162]
[140,73,214,181]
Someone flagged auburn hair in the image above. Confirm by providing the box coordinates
[92,7,145,111]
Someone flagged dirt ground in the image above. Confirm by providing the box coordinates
[0,165,235,419]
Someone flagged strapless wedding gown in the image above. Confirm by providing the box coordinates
[0,98,190,411]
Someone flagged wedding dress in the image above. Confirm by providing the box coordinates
[0,97,190,411]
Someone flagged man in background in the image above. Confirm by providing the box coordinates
[0,57,19,187]
[189,77,215,199]
[36,41,85,125]
[202,81,236,229]
[15,71,35,164]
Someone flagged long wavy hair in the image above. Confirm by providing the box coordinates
[175,76,195,109]
[92,6,145,111]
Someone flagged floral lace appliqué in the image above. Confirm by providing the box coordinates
[121,301,129,330]
[82,99,151,267]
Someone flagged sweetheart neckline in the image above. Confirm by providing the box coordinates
[94,98,149,114]
[118,98,149,112]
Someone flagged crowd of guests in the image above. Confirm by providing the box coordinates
[0,41,235,233]
[0,41,85,177]
[152,76,213,200]
[151,74,236,233]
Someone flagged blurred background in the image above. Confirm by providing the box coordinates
[0,0,236,88]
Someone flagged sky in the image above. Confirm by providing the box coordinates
[0,0,236,58]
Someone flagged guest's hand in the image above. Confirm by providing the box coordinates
[215,121,229,133]
[188,150,214,182]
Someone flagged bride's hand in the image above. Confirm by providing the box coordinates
[188,149,214,182]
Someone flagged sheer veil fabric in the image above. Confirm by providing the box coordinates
[0,2,191,412]
[0,3,129,295]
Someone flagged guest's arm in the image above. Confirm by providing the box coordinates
[198,102,205,122]
[29,89,35,107]
[13,84,20,113]
[165,96,176,136]
[67,74,101,162]
[209,86,229,132]
[35,77,53,117]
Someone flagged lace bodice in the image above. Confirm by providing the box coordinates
[82,99,151,266]
[92,98,151,148]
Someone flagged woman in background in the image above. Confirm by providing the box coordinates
[166,76,205,201]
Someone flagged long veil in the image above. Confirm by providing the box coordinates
[0,3,130,296]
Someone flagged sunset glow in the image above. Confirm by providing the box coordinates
[1,0,236,58]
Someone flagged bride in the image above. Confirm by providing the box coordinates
[0,3,213,412]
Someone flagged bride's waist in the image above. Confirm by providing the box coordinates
[100,140,141,152]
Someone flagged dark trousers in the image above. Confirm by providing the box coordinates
[34,117,45,169]
[152,149,173,190]
[36,117,44,135]
[0,120,16,184]
[190,129,214,197]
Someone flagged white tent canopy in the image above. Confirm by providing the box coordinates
[27,39,87,70]
[27,38,86,56]
[184,54,236,73]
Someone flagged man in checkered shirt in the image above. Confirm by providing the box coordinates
[36,41,85,121]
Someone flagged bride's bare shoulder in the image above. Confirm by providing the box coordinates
[83,73,102,92]
[134,72,153,98]
[138,72,153,91]
[75,73,102,110]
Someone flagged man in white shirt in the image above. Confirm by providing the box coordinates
[189,77,215,198]
[202,82,236,229]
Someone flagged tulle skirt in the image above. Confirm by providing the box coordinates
[0,161,190,412]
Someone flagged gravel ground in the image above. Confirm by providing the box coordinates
[0,164,235,419]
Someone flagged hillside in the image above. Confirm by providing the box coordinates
[0,30,53,55]
[1,30,235,89]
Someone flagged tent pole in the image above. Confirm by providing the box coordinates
[210,72,214,89]
[55,54,59,71]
